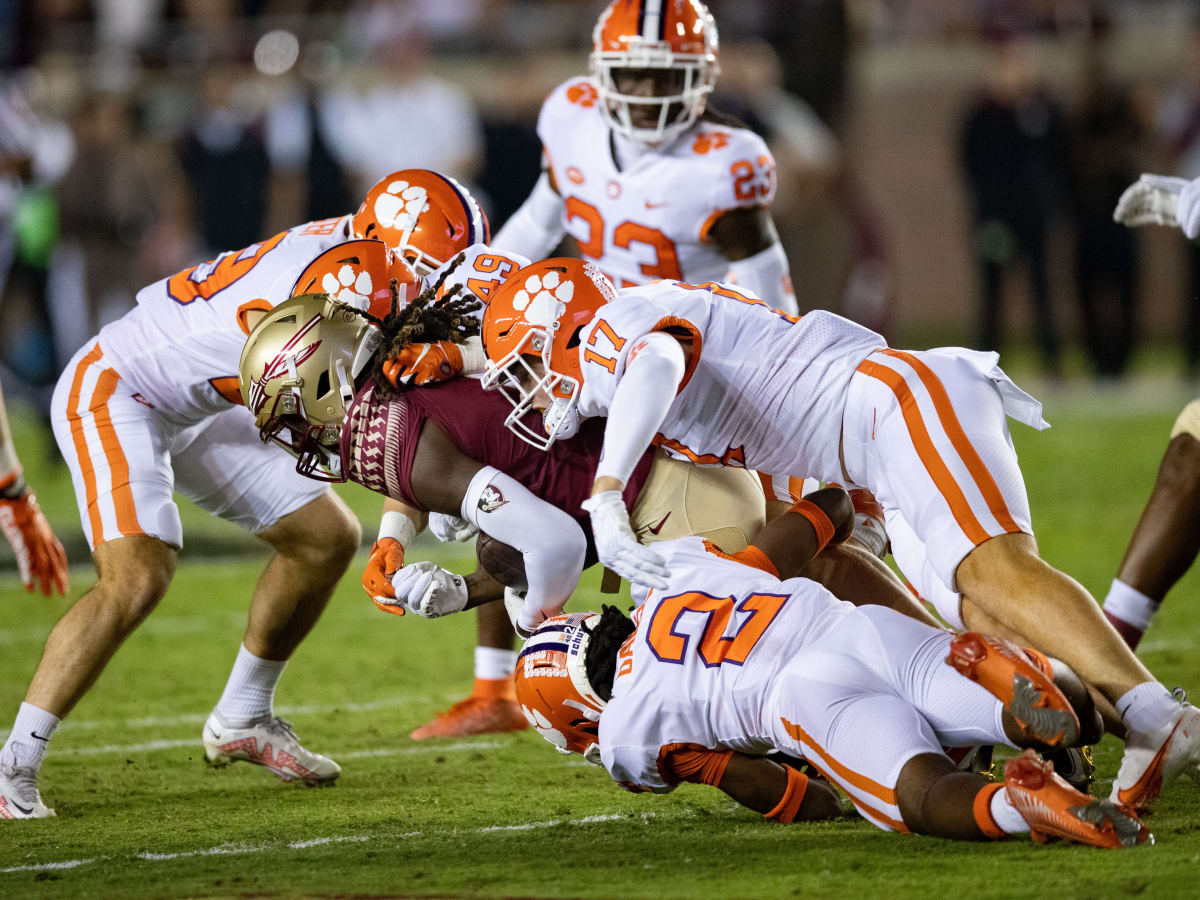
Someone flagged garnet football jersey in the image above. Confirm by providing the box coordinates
[538,77,777,288]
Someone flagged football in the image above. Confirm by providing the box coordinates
[476,532,528,590]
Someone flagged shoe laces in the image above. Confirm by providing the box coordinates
[264,716,299,742]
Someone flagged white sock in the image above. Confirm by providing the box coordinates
[475,646,517,681]
[1117,681,1178,734]
[215,645,287,727]
[1,703,61,771]
[990,789,1031,835]
[1103,579,1161,631]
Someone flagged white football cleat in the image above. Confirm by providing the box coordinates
[1110,694,1200,811]
[0,761,55,819]
[202,710,341,786]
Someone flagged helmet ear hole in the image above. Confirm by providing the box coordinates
[316,369,331,399]
[566,325,587,349]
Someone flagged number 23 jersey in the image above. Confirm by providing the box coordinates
[600,536,854,793]
[538,76,776,288]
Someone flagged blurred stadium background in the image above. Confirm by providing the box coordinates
[3,0,1200,561]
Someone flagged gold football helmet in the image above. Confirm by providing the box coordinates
[238,292,379,481]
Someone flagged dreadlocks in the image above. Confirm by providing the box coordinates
[584,605,636,702]
[353,253,482,395]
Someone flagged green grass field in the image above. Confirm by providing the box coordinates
[3,376,1200,899]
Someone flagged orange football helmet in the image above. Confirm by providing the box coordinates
[290,238,421,320]
[480,258,617,450]
[590,0,719,145]
[514,612,607,764]
[351,169,490,277]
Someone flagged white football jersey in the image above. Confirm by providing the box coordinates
[97,216,354,424]
[538,77,777,288]
[575,280,886,483]
[96,220,519,424]
[600,536,854,793]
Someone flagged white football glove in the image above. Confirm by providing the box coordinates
[428,512,478,543]
[1112,173,1200,237]
[581,490,669,589]
[504,586,545,639]
[384,560,469,618]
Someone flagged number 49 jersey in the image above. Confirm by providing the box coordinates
[538,77,775,288]
[599,536,854,794]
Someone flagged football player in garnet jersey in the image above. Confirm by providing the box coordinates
[0,170,499,819]
[237,284,935,666]
[478,257,1200,815]
[493,0,797,316]
[516,489,1146,850]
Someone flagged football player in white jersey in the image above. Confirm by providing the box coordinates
[0,169,494,819]
[493,0,797,316]
[478,257,1200,816]
[516,489,1146,849]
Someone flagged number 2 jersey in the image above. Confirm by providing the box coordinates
[94,217,523,425]
[537,77,777,288]
[575,280,887,484]
[600,536,854,793]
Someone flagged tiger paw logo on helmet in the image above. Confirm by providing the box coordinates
[321,265,374,311]
[520,705,570,752]
[512,270,575,327]
[372,180,429,235]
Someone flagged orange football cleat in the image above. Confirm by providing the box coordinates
[1005,750,1151,849]
[411,679,529,741]
[947,633,1080,747]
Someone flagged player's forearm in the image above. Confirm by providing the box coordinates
[592,334,685,491]
[0,384,23,486]
[492,171,567,259]
[726,242,798,315]
[460,466,586,627]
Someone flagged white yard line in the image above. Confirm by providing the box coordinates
[0,693,457,742]
[1,811,677,875]
[56,737,502,758]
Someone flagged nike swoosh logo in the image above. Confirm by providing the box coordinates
[11,800,32,815]
[30,731,49,742]
[1118,717,1182,807]
[647,513,671,535]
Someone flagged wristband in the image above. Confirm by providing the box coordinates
[459,336,487,375]
[378,510,418,548]
[789,498,835,554]
[764,765,809,824]
[972,782,1006,839]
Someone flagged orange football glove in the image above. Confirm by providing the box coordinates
[363,536,407,616]
[381,341,464,389]
[0,490,68,596]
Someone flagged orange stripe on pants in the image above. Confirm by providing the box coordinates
[89,368,142,537]
[780,716,909,832]
[856,358,990,546]
[880,349,1020,534]
[66,345,105,543]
